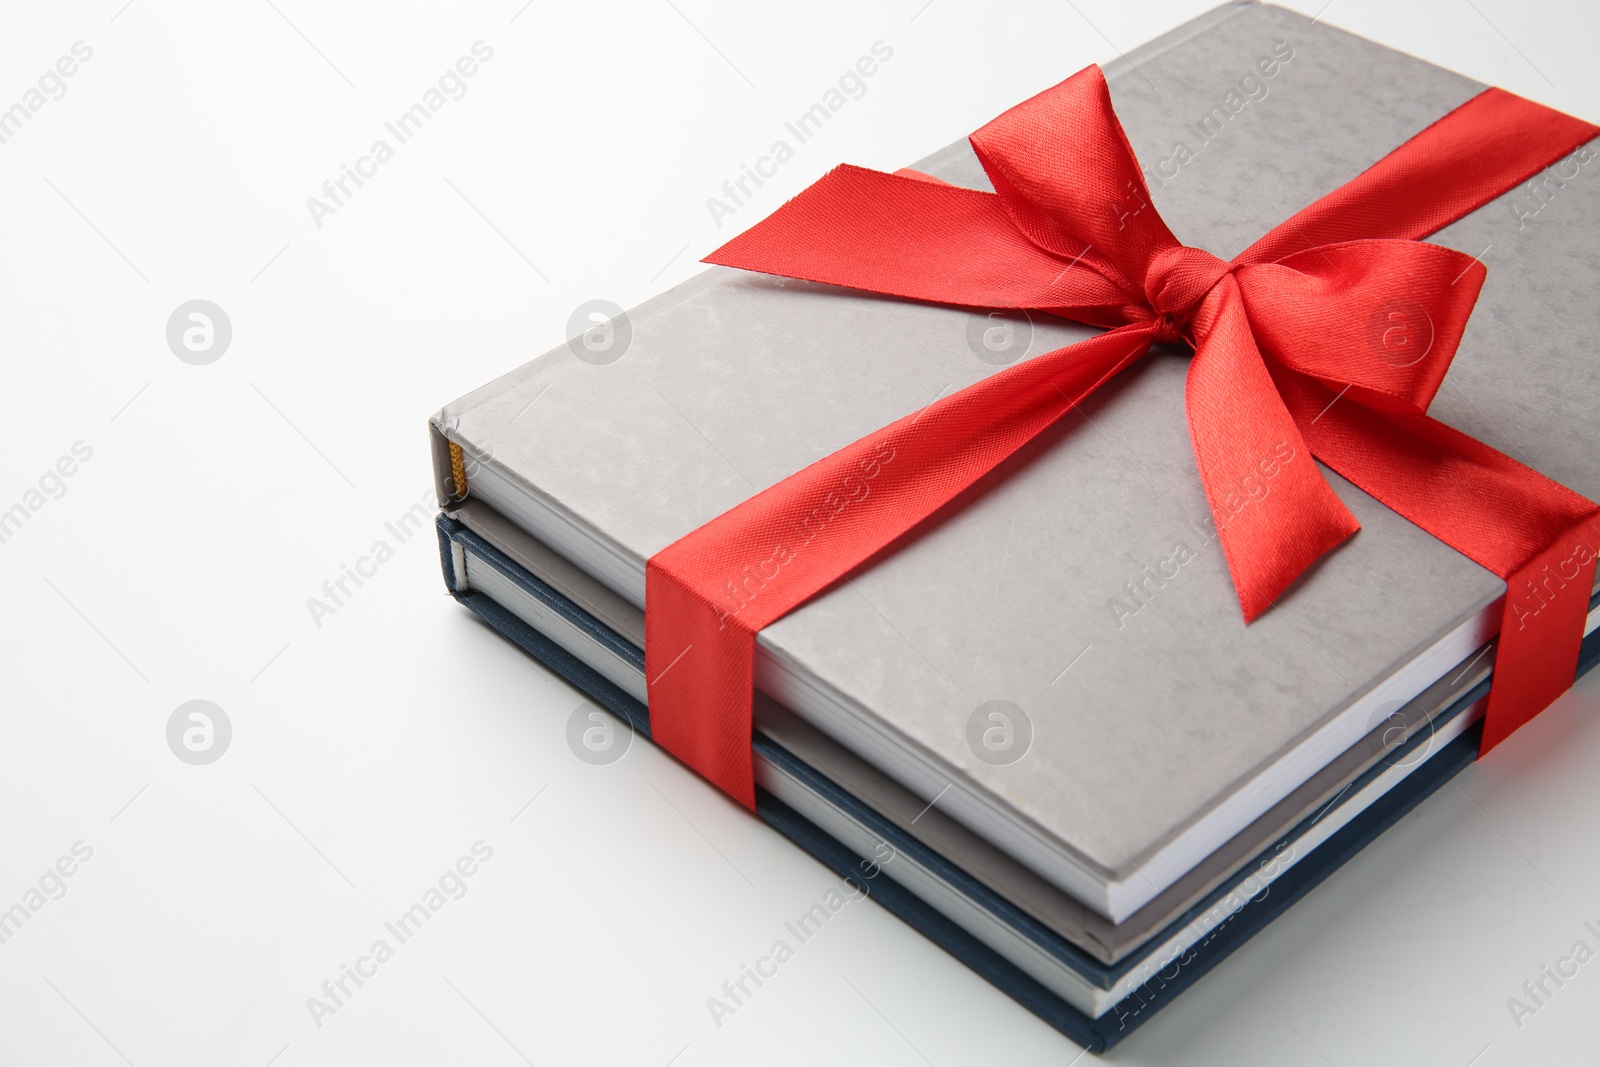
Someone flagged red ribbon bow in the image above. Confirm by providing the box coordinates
[647,66,1600,809]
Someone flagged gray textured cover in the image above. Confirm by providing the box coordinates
[433,2,1600,881]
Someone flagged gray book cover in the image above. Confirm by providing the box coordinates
[432,2,1599,909]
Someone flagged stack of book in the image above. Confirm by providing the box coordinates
[427,2,1600,1050]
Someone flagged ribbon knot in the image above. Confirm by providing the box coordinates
[1142,245,1229,344]
[648,65,1600,809]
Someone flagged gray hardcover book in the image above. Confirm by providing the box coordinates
[445,494,1573,978]
[431,1,1600,922]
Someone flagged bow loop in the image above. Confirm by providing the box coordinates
[1234,239,1487,415]
[970,66,1180,295]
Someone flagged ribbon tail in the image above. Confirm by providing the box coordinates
[646,324,1157,807]
[1185,279,1361,621]
[704,164,1131,319]
[1273,367,1600,755]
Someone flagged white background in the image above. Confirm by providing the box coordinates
[1,0,1597,1063]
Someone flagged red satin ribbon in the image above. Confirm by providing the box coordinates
[647,67,1600,809]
